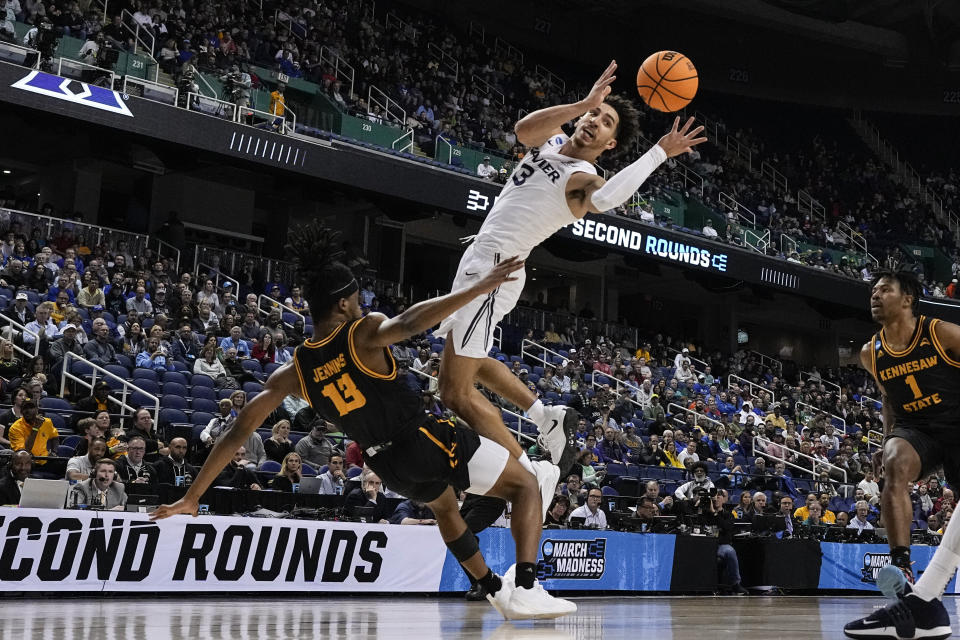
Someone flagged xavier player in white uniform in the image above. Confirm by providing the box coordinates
[437,60,707,490]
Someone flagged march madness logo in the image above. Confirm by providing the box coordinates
[537,538,606,580]
[860,552,890,584]
[12,70,133,117]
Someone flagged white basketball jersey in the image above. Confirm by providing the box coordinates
[472,134,597,259]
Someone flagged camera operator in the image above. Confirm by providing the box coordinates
[78,32,100,66]
[220,64,252,112]
[177,61,199,108]
[695,487,748,595]
[674,461,715,501]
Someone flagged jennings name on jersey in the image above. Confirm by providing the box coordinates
[871,315,960,425]
[471,134,596,260]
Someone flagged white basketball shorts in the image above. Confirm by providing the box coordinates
[436,243,526,359]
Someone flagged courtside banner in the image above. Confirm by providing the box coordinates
[438,528,676,592]
[0,507,444,592]
[818,542,959,593]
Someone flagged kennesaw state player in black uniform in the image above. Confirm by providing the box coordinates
[153,224,576,620]
[845,270,960,640]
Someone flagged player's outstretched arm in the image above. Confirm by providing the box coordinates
[150,365,299,520]
[358,256,525,348]
[514,60,617,148]
[573,117,707,215]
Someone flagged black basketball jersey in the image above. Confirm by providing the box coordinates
[293,319,426,448]
[871,315,960,428]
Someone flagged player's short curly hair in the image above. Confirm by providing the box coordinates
[603,94,640,159]
[871,269,921,315]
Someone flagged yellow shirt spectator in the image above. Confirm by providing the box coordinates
[794,505,836,524]
[269,90,286,117]
[9,416,59,463]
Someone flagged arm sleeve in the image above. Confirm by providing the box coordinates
[589,145,668,212]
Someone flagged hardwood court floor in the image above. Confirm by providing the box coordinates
[1,595,957,639]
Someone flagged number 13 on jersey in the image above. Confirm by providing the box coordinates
[321,373,367,416]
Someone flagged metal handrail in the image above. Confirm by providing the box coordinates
[744,228,770,254]
[122,75,178,106]
[667,402,723,432]
[471,74,505,105]
[60,351,160,423]
[0,207,149,258]
[589,374,643,410]
[186,92,237,121]
[753,435,847,484]
[519,338,568,371]
[747,350,783,374]
[194,72,218,99]
[57,57,115,89]
[468,20,486,43]
[760,161,788,193]
[384,12,418,39]
[392,128,414,153]
[781,233,798,256]
[146,237,181,273]
[727,373,776,404]
[410,366,535,444]
[0,314,40,360]
[860,394,882,411]
[799,370,842,396]
[121,8,155,55]
[196,262,240,296]
[257,294,305,331]
[666,346,708,373]
[0,41,40,68]
[367,85,406,126]
[867,429,884,452]
[493,325,502,350]
[241,103,295,135]
[427,43,459,80]
[493,36,523,63]
[533,63,565,93]
[718,191,757,227]
[319,46,356,98]
[795,400,847,435]
[436,135,454,164]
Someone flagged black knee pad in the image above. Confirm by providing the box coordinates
[446,528,480,563]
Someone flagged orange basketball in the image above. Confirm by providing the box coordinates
[636,51,699,112]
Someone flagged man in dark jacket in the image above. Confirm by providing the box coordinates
[0,450,32,504]
[154,437,198,486]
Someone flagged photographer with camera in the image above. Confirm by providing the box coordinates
[220,63,252,115]
[177,60,199,108]
[693,487,748,595]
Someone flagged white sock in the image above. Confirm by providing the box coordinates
[518,452,536,476]
[525,399,546,426]
[913,513,960,601]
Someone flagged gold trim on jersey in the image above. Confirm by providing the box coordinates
[291,349,313,407]
[880,316,925,357]
[419,425,458,468]
[348,319,397,381]
[303,321,348,348]
[870,333,879,381]
[930,319,960,368]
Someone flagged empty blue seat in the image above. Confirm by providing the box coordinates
[260,461,281,474]
[242,359,262,374]
[191,411,214,426]
[243,381,262,393]
[601,486,620,496]
[130,392,157,409]
[134,379,160,395]
[132,368,158,382]
[159,408,188,427]
[192,374,214,388]
[606,462,626,477]
[191,385,217,401]
[40,397,73,413]
[114,354,133,369]
[163,382,187,397]
[161,395,188,410]
[162,371,188,386]
[302,463,317,477]
[57,444,75,458]
[63,434,82,448]
[190,397,218,413]
[105,364,130,380]
[347,467,363,478]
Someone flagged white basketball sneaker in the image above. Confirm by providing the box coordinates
[530,460,560,523]
[506,581,578,620]
[485,572,514,620]
[534,405,579,474]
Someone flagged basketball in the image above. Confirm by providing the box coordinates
[637,51,699,112]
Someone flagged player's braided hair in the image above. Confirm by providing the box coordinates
[286,221,358,318]
[603,94,640,160]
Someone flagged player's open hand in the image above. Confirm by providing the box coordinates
[580,60,617,111]
[657,116,707,158]
[150,496,199,521]
[476,256,525,294]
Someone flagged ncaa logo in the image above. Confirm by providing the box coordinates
[11,70,133,117]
